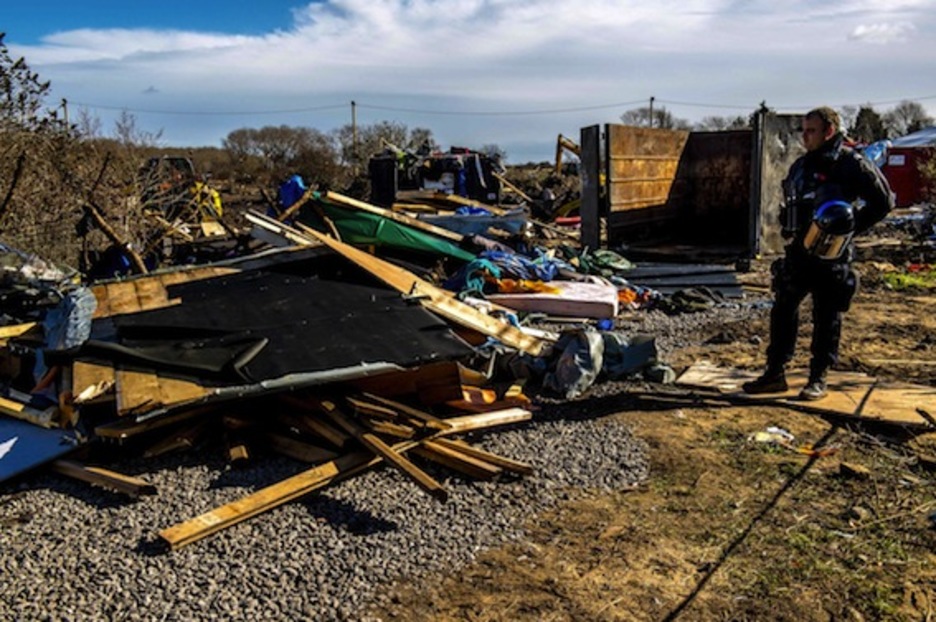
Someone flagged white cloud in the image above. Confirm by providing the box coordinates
[848,21,915,42]
[7,0,936,160]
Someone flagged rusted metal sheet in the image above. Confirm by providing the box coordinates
[607,125,689,218]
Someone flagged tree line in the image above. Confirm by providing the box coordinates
[620,101,934,143]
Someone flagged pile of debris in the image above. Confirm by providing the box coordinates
[0,180,739,550]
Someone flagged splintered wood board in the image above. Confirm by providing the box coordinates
[91,266,238,318]
[72,360,117,399]
[116,367,212,416]
[676,361,935,428]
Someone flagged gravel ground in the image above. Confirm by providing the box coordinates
[0,299,769,622]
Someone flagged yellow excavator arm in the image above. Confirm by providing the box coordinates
[555,134,581,176]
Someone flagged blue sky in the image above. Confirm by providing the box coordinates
[4,0,936,163]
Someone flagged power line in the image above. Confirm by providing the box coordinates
[65,94,936,119]
[354,99,649,116]
[67,101,349,116]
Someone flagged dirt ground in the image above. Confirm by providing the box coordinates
[371,250,936,621]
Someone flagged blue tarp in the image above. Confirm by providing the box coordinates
[891,126,936,148]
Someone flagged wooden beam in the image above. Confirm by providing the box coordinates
[142,420,212,458]
[319,400,448,502]
[276,188,316,222]
[491,171,534,204]
[430,438,534,475]
[364,419,416,439]
[413,441,502,480]
[50,460,157,498]
[159,407,532,549]
[0,394,58,428]
[82,203,149,275]
[426,191,509,216]
[276,399,352,448]
[358,392,451,430]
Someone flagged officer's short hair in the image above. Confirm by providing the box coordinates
[805,107,842,133]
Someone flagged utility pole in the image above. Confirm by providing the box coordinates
[648,96,655,128]
[61,98,69,130]
[351,100,358,175]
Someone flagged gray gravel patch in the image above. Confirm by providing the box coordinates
[0,406,648,621]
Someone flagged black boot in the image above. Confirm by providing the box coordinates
[742,367,788,394]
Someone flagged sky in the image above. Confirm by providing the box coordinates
[3,0,936,163]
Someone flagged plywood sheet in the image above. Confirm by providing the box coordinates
[677,361,873,415]
[676,361,935,429]
[116,367,211,416]
[72,360,116,400]
[861,382,936,427]
[91,266,239,319]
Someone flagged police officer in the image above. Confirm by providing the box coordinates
[743,107,894,400]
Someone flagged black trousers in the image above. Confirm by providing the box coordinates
[766,255,857,379]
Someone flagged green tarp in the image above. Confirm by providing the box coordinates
[297,200,476,262]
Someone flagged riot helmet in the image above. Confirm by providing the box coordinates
[802,200,856,259]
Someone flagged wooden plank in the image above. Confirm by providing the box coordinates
[294,221,550,357]
[133,275,171,311]
[345,360,464,405]
[264,432,340,464]
[0,322,37,343]
[401,190,510,216]
[158,407,532,549]
[96,281,142,317]
[345,396,401,421]
[154,374,213,409]
[115,364,211,418]
[71,361,116,403]
[0,395,58,428]
[431,438,534,475]
[413,441,503,480]
[96,405,218,441]
[319,400,448,502]
[116,367,163,416]
[358,392,451,430]
[364,419,416,439]
[160,449,380,549]
[142,420,212,458]
[276,400,352,448]
[323,190,465,243]
[50,460,157,497]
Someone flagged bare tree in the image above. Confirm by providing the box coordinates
[221,125,348,189]
[694,115,749,131]
[620,105,691,130]
[883,100,934,138]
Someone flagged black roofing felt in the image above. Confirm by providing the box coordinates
[86,258,472,384]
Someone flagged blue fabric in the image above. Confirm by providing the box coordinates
[479,249,564,282]
[278,175,307,210]
[455,206,492,216]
